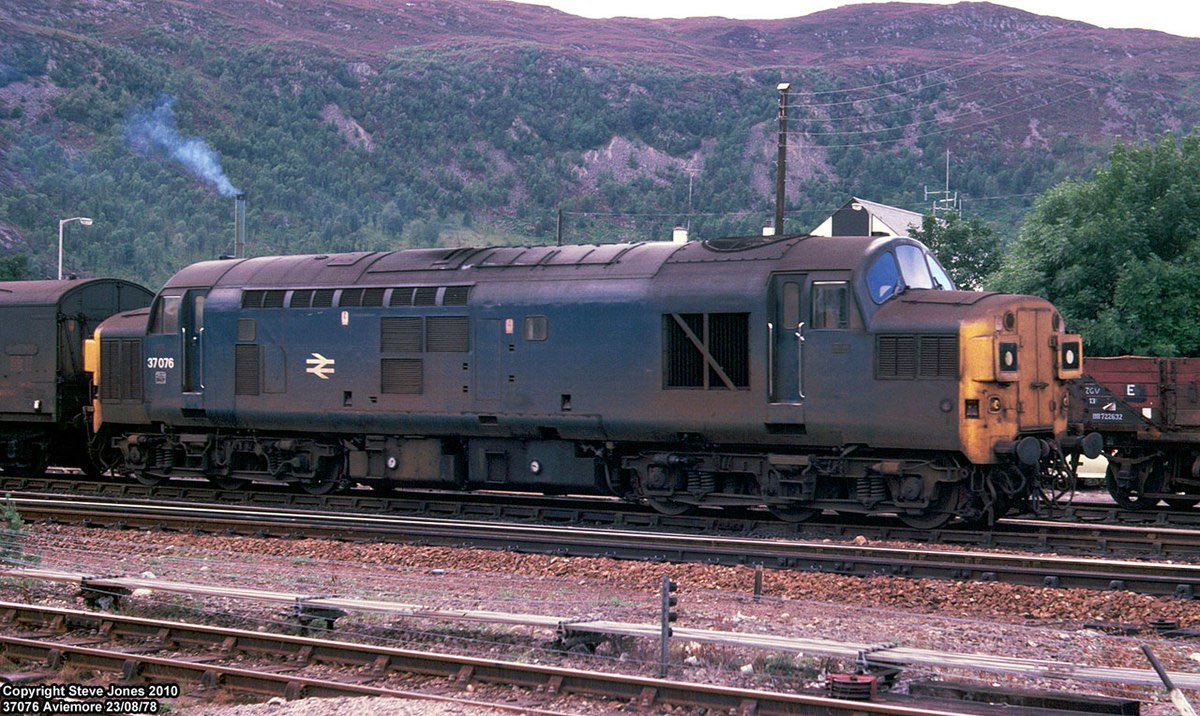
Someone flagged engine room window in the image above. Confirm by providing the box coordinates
[812,282,849,329]
[866,253,901,304]
[523,316,549,341]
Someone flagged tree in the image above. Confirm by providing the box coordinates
[990,134,1200,355]
[910,212,1001,290]
[0,255,28,280]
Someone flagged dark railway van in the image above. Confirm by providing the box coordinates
[0,279,153,474]
[1070,356,1200,509]
[89,235,1084,527]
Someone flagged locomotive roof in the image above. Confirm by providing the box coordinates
[161,234,899,291]
[0,278,149,307]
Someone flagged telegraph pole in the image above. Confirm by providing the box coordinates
[774,83,790,237]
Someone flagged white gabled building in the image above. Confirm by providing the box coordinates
[811,197,924,238]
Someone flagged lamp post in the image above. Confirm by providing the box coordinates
[58,216,93,280]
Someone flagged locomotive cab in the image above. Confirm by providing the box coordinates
[847,238,1083,522]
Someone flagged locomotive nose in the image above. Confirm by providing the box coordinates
[959,299,1081,466]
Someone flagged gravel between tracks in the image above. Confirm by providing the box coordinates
[4,522,1200,714]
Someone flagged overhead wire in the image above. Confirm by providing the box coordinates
[783,79,1083,138]
[789,86,1095,150]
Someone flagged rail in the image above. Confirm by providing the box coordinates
[6,494,1200,598]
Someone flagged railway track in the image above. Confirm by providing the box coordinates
[7,493,1200,599]
[5,474,1200,559]
[0,601,1055,715]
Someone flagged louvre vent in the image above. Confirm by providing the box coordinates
[414,287,439,307]
[312,289,335,308]
[665,314,704,388]
[877,336,917,379]
[390,288,415,307]
[381,317,423,352]
[125,339,143,400]
[247,285,469,310]
[381,358,423,394]
[262,290,286,308]
[919,335,959,379]
[235,344,261,396]
[99,339,143,401]
[237,319,256,342]
[664,313,749,390]
[708,313,749,389]
[426,316,470,352]
[362,287,386,307]
[877,335,957,380]
[290,289,313,308]
[443,286,471,306]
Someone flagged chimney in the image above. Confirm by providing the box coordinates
[234,193,247,258]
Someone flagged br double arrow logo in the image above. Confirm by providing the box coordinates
[306,353,336,380]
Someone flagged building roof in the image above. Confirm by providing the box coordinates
[810,197,925,238]
[847,197,924,236]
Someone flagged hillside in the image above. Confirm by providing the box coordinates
[1,0,1198,284]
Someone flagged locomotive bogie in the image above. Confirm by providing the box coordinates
[118,431,345,491]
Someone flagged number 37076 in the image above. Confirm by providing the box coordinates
[146,357,175,369]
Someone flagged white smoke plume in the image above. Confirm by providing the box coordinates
[125,97,240,197]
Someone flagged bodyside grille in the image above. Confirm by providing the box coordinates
[99,339,143,401]
[919,335,959,379]
[877,335,957,380]
[426,316,470,352]
[235,344,261,396]
[381,317,423,352]
[381,358,423,394]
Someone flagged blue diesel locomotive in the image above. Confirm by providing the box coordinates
[87,235,1087,527]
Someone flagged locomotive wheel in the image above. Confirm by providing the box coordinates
[646,497,691,516]
[1105,462,1160,510]
[300,477,338,495]
[768,504,819,523]
[298,456,345,495]
[133,471,163,486]
[897,483,963,530]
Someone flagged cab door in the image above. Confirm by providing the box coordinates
[142,292,182,421]
[181,290,206,397]
[768,274,807,422]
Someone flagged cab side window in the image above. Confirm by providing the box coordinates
[812,282,850,329]
[150,295,182,334]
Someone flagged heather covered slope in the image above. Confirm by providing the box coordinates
[1,0,1197,283]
